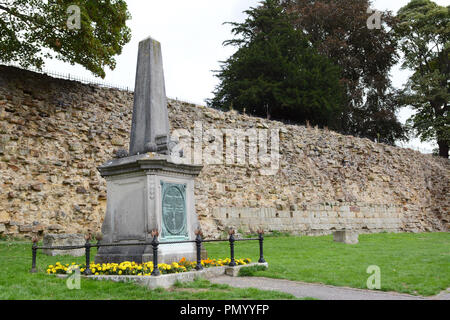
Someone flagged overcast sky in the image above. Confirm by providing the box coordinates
[41,0,448,154]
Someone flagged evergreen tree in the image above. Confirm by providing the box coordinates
[283,0,407,145]
[207,0,343,129]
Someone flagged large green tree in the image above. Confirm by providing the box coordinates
[396,0,449,158]
[283,0,407,145]
[0,0,131,78]
[208,0,344,128]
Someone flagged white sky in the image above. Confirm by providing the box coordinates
[42,0,449,154]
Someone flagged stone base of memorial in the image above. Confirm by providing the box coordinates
[57,263,269,289]
[94,153,203,265]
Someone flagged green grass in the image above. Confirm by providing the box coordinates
[1,232,448,299]
[0,242,298,300]
[205,232,450,296]
[238,264,269,277]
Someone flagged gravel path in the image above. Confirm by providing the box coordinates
[210,276,449,300]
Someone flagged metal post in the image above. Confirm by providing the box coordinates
[151,230,160,276]
[228,229,236,267]
[30,237,38,273]
[84,234,92,275]
[258,230,266,263]
[195,230,203,271]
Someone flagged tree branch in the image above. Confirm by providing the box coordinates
[0,4,46,29]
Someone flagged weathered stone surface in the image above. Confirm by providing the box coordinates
[19,224,33,232]
[333,230,359,244]
[129,37,170,156]
[0,65,448,239]
[95,37,203,264]
[94,153,203,265]
[42,234,85,257]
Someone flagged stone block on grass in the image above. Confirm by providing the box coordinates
[333,230,359,244]
[43,234,85,257]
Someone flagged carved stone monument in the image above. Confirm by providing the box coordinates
[129,38,170,156]
[95,37,203,264]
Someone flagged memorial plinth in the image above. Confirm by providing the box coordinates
[94,36,204,264]
[95,154,203,264]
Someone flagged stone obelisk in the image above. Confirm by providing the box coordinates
[129,37,170,155]
[95,37,203,264]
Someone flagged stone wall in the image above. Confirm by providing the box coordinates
[212,204,403,236]
[0,66,448,239]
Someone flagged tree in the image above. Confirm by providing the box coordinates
[0,0,131,78]
[282,0,407,145]
[396,0,449,158]
[208,0,344,129]
[348,90,407,144]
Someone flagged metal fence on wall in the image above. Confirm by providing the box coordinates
[3,62,133,92]
[2,62,206,106]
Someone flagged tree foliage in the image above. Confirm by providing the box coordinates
[282,0,407,144]
[395,0,449,158]
[208,0,344,129]
[0,0,131,78]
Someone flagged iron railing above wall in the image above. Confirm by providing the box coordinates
[2,63,207,106]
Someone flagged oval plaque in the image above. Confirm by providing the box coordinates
[161,182,187,239]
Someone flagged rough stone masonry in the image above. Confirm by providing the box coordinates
[0,65,448,239]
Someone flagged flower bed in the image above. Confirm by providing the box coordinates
[47,257,252,276]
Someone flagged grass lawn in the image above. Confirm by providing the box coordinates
[1,232,448,299]
[205,232,450,296]
[0,240,298,300]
